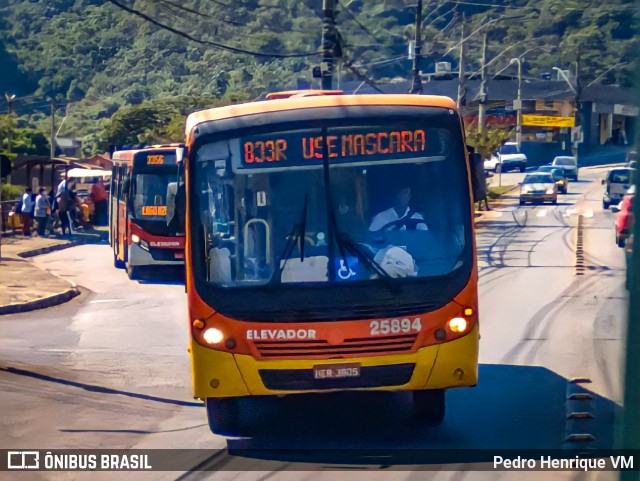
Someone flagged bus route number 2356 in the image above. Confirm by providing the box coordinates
[370,317,422,336]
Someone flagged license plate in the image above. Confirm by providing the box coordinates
[313,363,361,379]
[175,251,184,259]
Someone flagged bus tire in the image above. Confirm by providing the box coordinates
[206,397,242,436]
[412,389,445,425]
[126,264,141,280]
[114,255,125,269]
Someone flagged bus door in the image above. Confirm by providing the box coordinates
[119,166,131,262]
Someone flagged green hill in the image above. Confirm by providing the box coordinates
[0,0,637,153]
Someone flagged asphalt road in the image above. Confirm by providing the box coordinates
[0,165,628,481]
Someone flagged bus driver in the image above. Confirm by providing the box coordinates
[369,186,428,231]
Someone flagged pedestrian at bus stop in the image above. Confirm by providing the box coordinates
[91,177,108,226]
[20,187,34,236]
[57,183,74,236]
[474,155,491,212]
[34,187,51,237]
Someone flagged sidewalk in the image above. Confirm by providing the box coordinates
[0,228,108,315]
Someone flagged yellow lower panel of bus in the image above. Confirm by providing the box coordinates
[191,326,478,398]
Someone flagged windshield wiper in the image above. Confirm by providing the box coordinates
[316,127,398,291]
[270,195,309,284]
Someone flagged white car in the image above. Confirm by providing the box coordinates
[484,142,528,173]
[552,156,579,181]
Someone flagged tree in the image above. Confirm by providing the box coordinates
[464,122,514,159]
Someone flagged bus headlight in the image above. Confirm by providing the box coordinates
[546,188,555,194]
[131,234,140,243]
[202,327,224,344]
[448,317,468,333]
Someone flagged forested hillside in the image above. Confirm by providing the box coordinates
[0,0,637,154]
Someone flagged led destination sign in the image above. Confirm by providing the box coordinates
[134,152,177,168]
[240,127,446,169]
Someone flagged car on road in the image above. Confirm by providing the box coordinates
[551,156,579,181]
[603,167,635,210]
[613,184,635,248]
[537,165,568,194]
[519,172,558,205]
[484,142,528,173]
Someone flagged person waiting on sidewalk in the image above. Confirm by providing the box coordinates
[34,187,51,237]
[473,155,491,212]
[91,177,108,226]
[20,187,34,236]
[56,175,67,198]
[57,184,73,236]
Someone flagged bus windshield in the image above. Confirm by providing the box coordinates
[132,170,177,221]
[192,119,472,314]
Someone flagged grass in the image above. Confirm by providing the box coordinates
[488,185,517,199]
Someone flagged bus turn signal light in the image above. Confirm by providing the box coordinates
[464,308,473,316]
[193,319,205,330]
[202,327,224,345]
[448,317,468,333]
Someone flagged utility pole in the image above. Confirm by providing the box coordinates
[515,58,522,151]
[5,93,15,155]
[321,0,336,90]
[477,32,488,133]
[410,0,423,94]
[573,46,582,159]
[4,93,15,185]
[50,98,56,161]
[456,14,466,109]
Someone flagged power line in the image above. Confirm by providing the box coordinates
[148,0,314,47]
[106,0,319,58]
[204,0,287,11]
[335,0,387,46]
[153,0,247,26]
[342,57,385,93]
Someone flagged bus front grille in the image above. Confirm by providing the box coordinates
[253,334,418,359]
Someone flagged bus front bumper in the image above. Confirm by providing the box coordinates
[190,326,479,398]
[128,243,184,267]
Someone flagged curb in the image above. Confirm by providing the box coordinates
[17,241,82,259]
[1,239,90,315]
[0,287,80,315]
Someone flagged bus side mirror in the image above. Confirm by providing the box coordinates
[176,146,186,163]
[166,182,186,232]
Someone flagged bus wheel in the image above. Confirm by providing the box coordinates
[206,397,242,436]
[126,264,141,280]
[412,389,445,425]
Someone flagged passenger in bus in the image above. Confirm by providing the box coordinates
[368,186,427,231]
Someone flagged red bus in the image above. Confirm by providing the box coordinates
[110,145,185,279]
[178,92,480,434]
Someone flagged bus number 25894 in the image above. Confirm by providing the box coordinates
[370,318,422,336]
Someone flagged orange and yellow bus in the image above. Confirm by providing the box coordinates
[110,145,185,280]
[179,92,480,434]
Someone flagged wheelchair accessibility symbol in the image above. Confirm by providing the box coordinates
[336,257,358,281]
